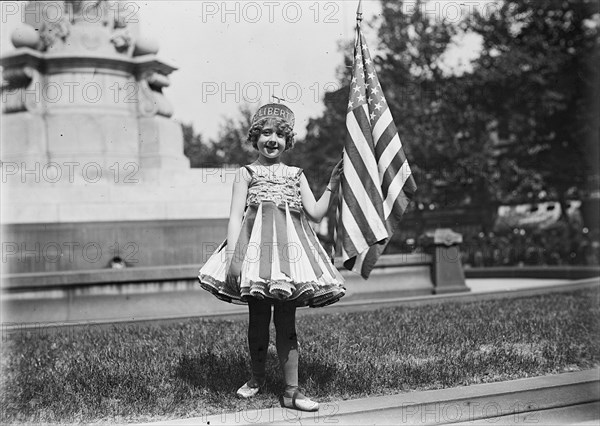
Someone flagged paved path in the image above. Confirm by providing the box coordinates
[3,276,598,329]
[135,369,600,425]
[467,277,576,293]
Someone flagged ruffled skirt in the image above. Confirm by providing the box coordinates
[198,201,345,307]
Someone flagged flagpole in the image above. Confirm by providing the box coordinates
[333,0,363,262]
[332,0,364,264]
[354,0,362,54]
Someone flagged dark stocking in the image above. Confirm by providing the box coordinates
[247,298,271,387]
[273,301,299,392]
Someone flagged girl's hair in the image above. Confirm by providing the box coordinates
[247,117,296,150]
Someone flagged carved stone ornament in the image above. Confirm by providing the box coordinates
[39,19,71,51]
[110,28,132,52]
[137,78,159,117]
[1,66,44,114]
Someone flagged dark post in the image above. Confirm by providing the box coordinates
[421,228,470,294]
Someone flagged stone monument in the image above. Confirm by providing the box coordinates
[1,1,233,274]
[3,0,188,171]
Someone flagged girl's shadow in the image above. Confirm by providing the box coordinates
[176,351,339,398]
[176,352,250,394]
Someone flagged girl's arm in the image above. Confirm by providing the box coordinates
[226,167,251,265]
[300,161,342,223]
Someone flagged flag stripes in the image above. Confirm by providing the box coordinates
[340,175,378,249]
[337,21,417,279]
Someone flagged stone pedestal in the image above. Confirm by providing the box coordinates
[0,1,204,276]
[1,48,189,172]
[0,168,236,273]
[421,228,470,294]
[139,116,189,169]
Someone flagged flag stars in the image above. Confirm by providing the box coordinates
[349,33,389,118]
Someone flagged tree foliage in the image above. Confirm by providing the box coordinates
[183,0,599,229]
[466,0,599,208]
[182,104,256,168]
[182,123,218,168]
[297,0,599,227]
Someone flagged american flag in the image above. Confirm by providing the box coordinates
[337,21,417,279]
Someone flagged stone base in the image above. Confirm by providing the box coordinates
[1,218,228,274]
[1,167,237,274]
[1,254,436,323]
[433,285,471,294]
[1,167,235,224]
[138,116,190,169]
[427,244,470,294]
[2,112,190,173]
[1,113,48,164]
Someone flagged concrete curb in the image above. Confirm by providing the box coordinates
[136,369,600,425]
[464,266,600,280]
[3,277,598,331]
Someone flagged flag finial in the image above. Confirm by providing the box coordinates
[356,0,363,22]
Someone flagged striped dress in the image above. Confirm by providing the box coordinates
[198,164,346,307]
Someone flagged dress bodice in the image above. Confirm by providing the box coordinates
[245,165,303,210]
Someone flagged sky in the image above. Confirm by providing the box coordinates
[1,0,483,140]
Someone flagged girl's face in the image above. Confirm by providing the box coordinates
[256,122,286,160]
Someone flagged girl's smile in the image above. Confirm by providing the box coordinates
[257,124,286,159]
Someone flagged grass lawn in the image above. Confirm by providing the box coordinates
[1,287,599,424]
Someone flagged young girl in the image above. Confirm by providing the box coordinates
[199,103,345,412]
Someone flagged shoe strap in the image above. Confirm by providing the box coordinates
[292,389,300,407]
[290,388,312,404]
[246,382,261,389]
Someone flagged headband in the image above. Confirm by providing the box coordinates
[251,103,295,128]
